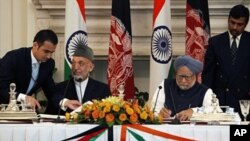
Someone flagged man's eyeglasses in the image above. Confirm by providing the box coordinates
[176,74,194,81]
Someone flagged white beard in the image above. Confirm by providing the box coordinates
[73,75,83,82]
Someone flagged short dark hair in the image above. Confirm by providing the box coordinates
[229,4,250,24]
[33,29,58,46]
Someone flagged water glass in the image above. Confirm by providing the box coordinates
[239,100,250,121]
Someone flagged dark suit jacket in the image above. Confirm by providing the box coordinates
[202,31,250,119]
[51,77,111,115]
[0,47,60,112]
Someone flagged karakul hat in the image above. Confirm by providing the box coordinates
[73,45,94,62]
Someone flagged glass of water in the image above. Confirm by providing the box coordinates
[239,100,250,121]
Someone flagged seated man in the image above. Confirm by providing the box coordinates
[151,55,221,121]
[55,45,111,115]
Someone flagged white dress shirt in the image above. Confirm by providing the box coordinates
[74,78,88,104]
[229,31,241,49]
[17,51,40,102]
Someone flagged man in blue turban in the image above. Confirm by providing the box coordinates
[151,55,222,121]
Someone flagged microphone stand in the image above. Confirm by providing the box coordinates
[153,86,162,113]
[55,77,72,123]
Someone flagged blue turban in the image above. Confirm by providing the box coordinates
[174,55,203,74]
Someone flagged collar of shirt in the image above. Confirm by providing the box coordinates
[30,50,40,66]
[74,77,89,103]
[228,31,242,48]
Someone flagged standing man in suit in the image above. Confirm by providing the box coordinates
[57,45,111,115]
[0,29,79,113]
[202,4,250,120]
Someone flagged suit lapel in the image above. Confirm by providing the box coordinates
[68,80,78,100]
[234,32,248,69]
[220,32,232,77]
[25,48,33,94]
[82,78,94,103]
[229,32,249,83]
[35,63,43,86]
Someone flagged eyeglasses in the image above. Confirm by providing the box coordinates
[176,74,194,81]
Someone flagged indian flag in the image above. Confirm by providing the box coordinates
[64,0,88,79]
[149,0,172,99]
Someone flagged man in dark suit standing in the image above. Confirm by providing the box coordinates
[56,45,111,115]
[0,29,59,110]
[202,4,250,120]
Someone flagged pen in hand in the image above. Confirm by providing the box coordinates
[164,103,168,108]
[162,104,172,118]
[164,104,181,124]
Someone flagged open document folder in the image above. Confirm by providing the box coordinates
[70,101,93,115]
[38,114,65,120]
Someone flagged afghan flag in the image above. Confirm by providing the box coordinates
[185,0,210,64]
[149,0,172,96]
[64,0,88,80]
[107,0,135,100]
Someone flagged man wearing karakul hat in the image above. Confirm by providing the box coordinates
[52,45,111,115]
[151,55,222,121]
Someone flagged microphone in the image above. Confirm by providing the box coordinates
[55,77,72,123]
[153,86,162,113]
[169,87,181,124]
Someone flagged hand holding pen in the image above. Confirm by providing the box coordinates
[159,104,172,118]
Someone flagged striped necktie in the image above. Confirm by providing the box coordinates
[231,37,237,65]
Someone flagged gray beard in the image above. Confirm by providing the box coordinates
[73,75,83,82]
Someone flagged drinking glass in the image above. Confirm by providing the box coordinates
[0,104,5,111]
[21,97,33,112]
[117,84,125,95]
[117,84,125,99]
[239,100,250,121]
